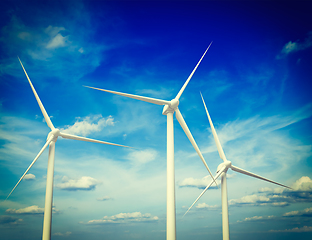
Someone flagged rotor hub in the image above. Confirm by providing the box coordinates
[47,128,60,142]
[162,98,179,115]
[217,160,232,173]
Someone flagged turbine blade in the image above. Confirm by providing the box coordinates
[183,166,225,217]
[175,42,212,100]
[60,132,132,148]
[6,136,53,200]
[200,92,226,162]
[175,108,218,187]
[230,165,292,189]
[17,57,55,130]
[84,86,170,106]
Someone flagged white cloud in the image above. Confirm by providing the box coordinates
[24,173,36,180]
[269,226,312,233]
[56,176,101,191]
[85,212,159,224]
[61,115,115,137]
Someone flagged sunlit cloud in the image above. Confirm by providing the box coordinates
[229,194,272,206]
[61,115,114,137]
[56,176,101,191]
[85,212,159,224]
[24,173,36,180]
[237,215,275,223]
[5,205,59,215]
[196,203,219,210]
[292,176,312,191]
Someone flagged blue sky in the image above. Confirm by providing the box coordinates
[0,0,312,239]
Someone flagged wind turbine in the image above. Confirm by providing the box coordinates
[84,43,217,240]
[183,93,291,240]
[7,58,130,240]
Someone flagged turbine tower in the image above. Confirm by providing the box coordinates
[7,58,130,240]
[84,43,217,240]
[183,93,291,240]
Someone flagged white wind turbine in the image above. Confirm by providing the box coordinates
[6,58,130,240]
[183,93,291,240]
[84,43,217,240]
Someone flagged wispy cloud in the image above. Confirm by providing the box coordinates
[269,226,312,233]
[126,149,158,165]
[201,103,312,171]
[179,175,220,189]
[96,196,112,201]
[0,2,108,81]
[0,215,23,225]
[237,215,275,223]
[44,25,69,49]
[46,34,69,49]
[56,176,101,191]
[85,212,159,224]
[135,87,174,99]
[52,231,72,237]
[277,31,312,58]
